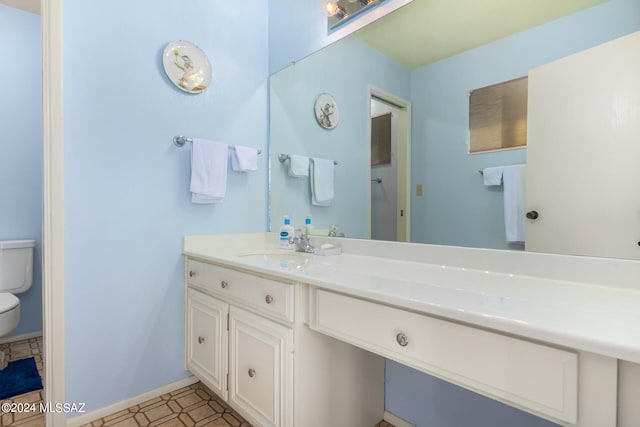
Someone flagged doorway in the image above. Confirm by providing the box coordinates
[0,1,46,423]
[368,88,411,242]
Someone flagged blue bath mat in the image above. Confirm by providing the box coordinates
[0,357,43,400]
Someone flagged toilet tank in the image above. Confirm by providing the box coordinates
[0,240,35,294]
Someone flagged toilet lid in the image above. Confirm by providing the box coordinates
[0,293,19,313]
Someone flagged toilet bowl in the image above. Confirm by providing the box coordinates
[0,240,35,369]
[0,293,20,337]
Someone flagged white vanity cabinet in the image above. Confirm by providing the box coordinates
[184,256,385,427]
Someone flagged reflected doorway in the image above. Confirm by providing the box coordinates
[368,89,411,242]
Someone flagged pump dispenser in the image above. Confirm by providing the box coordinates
[304,215,314,236]
[279,216,294,248]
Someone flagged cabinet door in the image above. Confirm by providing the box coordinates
[526,31,640,259]
[186,288,228,400]
[229,306,293,427]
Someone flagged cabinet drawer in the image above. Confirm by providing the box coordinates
[187,259,294,323]
[309,288,578,424]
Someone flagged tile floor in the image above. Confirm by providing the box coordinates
[81,382,395,427]
[0,337,394,427]
[0,336,45,427]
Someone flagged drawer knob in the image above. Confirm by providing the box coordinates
[265,295,274,305]
[198,336,205,344]
[396,332,409,347]
[189,270,196,277]
[248,368,256,378]
[221,281,228,289]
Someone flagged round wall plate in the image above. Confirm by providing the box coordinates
[314,93,340,129]
[162,40,212,94]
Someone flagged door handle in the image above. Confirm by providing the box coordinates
[526,210,539,220]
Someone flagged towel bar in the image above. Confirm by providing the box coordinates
[278,153,338,165]
[173,135,261,154]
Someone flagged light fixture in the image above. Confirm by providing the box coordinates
[325,0,383,29]
[325,1,347,19]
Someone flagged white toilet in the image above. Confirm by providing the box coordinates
[0,240,35,369]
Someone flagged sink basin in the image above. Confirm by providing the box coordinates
[238,252,311,270]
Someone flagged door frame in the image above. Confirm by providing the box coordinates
[367,86,411,242]
[42,0,65,425]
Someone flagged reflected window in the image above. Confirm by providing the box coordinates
[469,76,528,153]
[371,112,392,165]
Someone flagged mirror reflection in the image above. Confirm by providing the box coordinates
[269,0,640,260]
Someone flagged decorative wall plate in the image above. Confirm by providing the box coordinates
[162,40,212,94]
[314,93,340,129]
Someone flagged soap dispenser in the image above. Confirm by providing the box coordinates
[279,216,294,248]
[304,215,314,236]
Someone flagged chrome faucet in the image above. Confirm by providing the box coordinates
[291,228,315,253]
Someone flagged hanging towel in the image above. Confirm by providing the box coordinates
[310,158,334,206]
[482,166,503,186]
[190,138,228,204]
[501,164,526,244]
[288,155,310,177]
[231,146,258,172]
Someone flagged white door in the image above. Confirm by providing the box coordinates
[229,306,293,427]
[526,31,640,259]
[186,288,228,399]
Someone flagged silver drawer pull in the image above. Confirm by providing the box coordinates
[189,270,196,277]
[248,368,256,378]
[221,280,228,289]
[396,332,409,347]
[265,295,274,304]
[198,336,205,344]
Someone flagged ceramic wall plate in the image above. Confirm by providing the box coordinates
[314,93,340,129]
[162,40,212,94]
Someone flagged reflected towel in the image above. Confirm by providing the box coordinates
[482,166,503,186]
[288,155,309,177]
[190,138,228,204]
[310,157,334,206]
[502,164,526,244]
[231,145,258,172]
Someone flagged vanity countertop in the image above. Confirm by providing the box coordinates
[183,233,640,364]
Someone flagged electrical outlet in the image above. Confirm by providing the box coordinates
[416,184,424,196]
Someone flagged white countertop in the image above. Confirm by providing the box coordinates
[183,233,640,364]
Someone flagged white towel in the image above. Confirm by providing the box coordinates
[482,166,503,186]
[310,158,334,206]
[501,164,526,244]
[288,155,309,177]
[231,145,258,172]
[190,138,228,204]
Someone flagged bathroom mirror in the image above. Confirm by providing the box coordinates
[269,0,640,259]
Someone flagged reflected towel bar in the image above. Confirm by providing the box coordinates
[173,135,261,154]
[278,153,338,165]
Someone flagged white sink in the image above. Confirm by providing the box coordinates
[238,252,311,270]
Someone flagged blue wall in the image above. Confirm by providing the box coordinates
[0,5,43,337]
[63,0,268,414]
[270,36,410,237]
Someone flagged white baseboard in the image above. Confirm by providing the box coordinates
[0,331,43,344]
[65,376,199,427]
[384,410,415,427]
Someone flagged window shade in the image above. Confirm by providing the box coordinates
[469,76,528,153]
